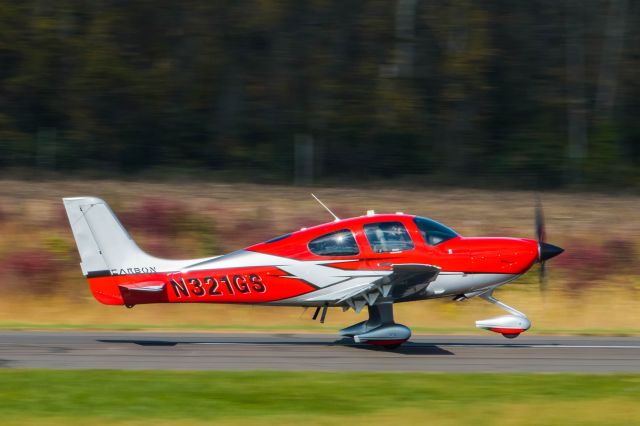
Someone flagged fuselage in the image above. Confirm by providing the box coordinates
[84,213,539,307]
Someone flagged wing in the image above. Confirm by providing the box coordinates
[338,264,440,313]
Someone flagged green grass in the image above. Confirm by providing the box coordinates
[1,370,639,425]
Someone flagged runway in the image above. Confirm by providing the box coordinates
[1,332,639,372]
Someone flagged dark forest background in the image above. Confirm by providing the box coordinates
[0,1,638,188]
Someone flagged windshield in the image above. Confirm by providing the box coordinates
[413,216,458,246]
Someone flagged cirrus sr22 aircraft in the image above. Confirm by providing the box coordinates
[63,195,563,349]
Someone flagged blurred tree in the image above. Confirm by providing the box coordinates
[0,0,638,188]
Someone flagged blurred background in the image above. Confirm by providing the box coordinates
[1,0,639,187]
[0,1,638,332]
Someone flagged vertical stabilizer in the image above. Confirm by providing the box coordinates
[63,197,197,276]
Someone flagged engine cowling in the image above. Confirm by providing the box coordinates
[476,314,531,338]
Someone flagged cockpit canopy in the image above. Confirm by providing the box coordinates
[254,213,459,258]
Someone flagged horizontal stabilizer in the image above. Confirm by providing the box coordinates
[118,281,168,305]
[119,282,166,292]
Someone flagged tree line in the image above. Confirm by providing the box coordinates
[0,1,638,188]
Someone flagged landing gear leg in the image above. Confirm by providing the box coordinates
[340,303,411,349]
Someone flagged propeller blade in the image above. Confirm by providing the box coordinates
[539,260,548,292]
[535,197,546,246]
[534,198,563,293]
[535,198,547,292]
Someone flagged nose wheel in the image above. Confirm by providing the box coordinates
[502,333,520,339]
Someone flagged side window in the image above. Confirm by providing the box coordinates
[308,229,359,256]
[363,222,414,253]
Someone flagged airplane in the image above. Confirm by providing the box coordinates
[63,195,563,349]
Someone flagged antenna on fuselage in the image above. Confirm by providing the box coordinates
[311,193,340,222]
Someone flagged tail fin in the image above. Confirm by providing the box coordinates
[63,197,191,276]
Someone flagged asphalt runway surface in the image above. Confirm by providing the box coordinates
[1,331,639,372]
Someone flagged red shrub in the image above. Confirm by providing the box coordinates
[120,198,187,236]
[0,250,64,293]
[554,238,638,291]
[602,238,637,271]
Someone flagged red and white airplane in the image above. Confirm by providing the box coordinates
[63,196,563,349]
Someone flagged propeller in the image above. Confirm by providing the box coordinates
[535,198,564,291]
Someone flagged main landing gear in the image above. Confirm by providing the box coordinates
[340,303,411,349]
[474,290,531,339]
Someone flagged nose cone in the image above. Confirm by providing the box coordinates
[540,242,564,261]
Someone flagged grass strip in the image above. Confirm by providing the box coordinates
[0,370,639,425]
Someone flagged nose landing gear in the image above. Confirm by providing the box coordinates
[475,289,531,339]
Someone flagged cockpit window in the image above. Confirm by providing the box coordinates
[363,222,414,253]
[308,229,359,256]
[414,216,458,246]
